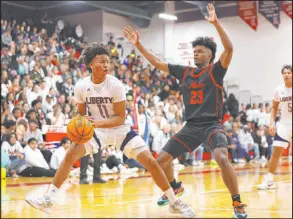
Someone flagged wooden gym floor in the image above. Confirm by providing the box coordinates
[1,159,292,218]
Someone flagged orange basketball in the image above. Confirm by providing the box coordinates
[66,115,94,144]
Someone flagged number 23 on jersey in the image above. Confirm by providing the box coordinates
[190,90,204,104]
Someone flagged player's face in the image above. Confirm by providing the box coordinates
[282,68,292,84]
[193,45,212,65]
[89,54,110,79]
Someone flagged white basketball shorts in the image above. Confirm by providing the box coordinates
[84,125,148,159]
[273,123,292,148]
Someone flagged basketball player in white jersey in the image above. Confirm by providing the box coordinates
[258,65,292,190]
[25,43,195,217]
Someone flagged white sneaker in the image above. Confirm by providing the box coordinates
[129,167,139,173]
[119,167,133,174]
[169,199,195,218]
[112,166,119,173]
[25,195,53,214]
[260,156,268,163]
[238,159,246,164]
[197,161,204,167]
[191,161,198,166]
[257,176,276,190]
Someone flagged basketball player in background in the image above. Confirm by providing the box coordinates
[258,65,292,190]
[124,3,247,218]
[25,43,195,217]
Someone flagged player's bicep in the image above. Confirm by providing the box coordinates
[77,103,86,116]
[74,82,85,104]
[156,61,169,74]
[114,100,126,119]
[219,49,233,69]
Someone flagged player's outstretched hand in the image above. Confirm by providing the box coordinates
[124,26,139,45]
[205,3,218,24]
[268,125,276,137]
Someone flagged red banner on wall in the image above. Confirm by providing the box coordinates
[237,1,258,31]
[282,1,292,19]
[259,1,280,28]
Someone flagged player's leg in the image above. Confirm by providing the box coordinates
[209,132,247,218]
[25,142,90,214]
[156,129,199,207]
[258,129,291,190]
[123,135,195,217]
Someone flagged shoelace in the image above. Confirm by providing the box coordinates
[175,200,188,209]
[234,203,247,213]
[35,196,52,207]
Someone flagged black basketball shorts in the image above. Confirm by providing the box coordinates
[162,120,228,159]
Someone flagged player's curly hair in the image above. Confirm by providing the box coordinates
[281,64,292,73]
[81,42,111,67]
[191,37,217,63]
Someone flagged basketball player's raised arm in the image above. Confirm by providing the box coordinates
[206,3,233,68]
[123,26,169,74]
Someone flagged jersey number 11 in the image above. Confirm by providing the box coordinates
[97,105,110,118]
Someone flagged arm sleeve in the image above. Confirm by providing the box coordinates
[113,82,126,103]
[74,81,85,104]
[212,60,228,84]
[168,64,189,82]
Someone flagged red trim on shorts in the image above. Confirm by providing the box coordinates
[207,130,226,146]
[172,136,192,153]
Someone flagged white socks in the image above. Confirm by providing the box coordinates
[45,184,59,201]
[164,188,177,205]
[267,172,274,181]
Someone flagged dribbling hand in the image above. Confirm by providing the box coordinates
[123,26,139,45]
[85,115,95,126]
[269,125,276,136]
[205,3,218,24]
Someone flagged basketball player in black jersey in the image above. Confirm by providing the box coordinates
[124,3,247,218]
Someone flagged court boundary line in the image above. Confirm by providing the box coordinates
[5,162,291,188]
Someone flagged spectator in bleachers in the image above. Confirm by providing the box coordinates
[46,104,65,126]
[1,133,25,177]
[50,137,71,170]
[223,115,233,131]
[137,104,151,144]
[252,126,268,163]
[2,29,12,47]
[152,123,171,154]
[227,93,239,119]
[23,120,45,147]
[245,104,253,129]
[2,120,16,143]
[42,94,54,114]
[231,123,251,163]
[25,109,37,121]
[19,138,56,177]
[238,125,255,161]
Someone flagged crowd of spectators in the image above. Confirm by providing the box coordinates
[1,18,291,179]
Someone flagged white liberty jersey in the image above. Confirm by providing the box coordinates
[74,75,130,129]
[273,84,292,125]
